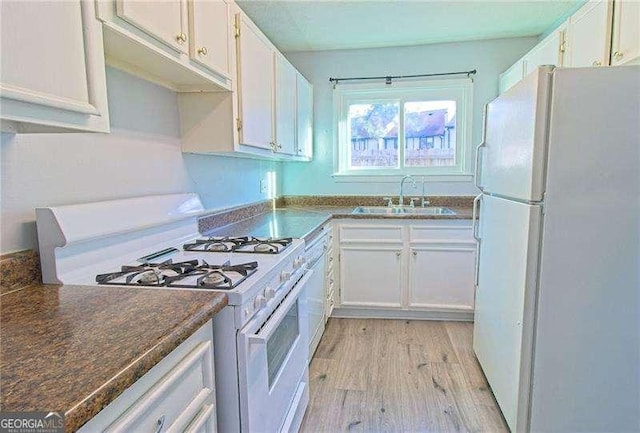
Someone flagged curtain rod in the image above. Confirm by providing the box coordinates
[329,69,476,85]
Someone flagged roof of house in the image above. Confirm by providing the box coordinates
[351,106,450,139]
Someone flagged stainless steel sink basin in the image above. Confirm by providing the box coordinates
[352,206,407,215]
[352,206,455,216]
[402,207,456,215]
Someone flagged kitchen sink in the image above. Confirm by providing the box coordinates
[352,206,456,216]
[352,206,406,215]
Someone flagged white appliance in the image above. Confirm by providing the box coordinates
[36,193,310,433]
[303,229,328,357]
[472,65,640,433]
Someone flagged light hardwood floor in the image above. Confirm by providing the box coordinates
[300,318,508,433]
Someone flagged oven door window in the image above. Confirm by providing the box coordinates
[266,300,299,387]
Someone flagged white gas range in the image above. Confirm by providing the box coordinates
[36,193,310,433]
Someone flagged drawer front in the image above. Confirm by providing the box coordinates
[106,341,214,433]
[410,222,474,243]
[184,404,216,433]
[340,225,403,243]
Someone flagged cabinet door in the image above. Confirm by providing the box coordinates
[274,56,297,155]
[339,246,403,308]
[408,247,476,310]
[116,0,188,54]
[524,27,564,75]
[498,59,525,94]
[566,0,613,67]
[611,0,640,65]
[189,0,231,78]
[296,73,313,159]
[236,14,274,150]
[0,0,109,133]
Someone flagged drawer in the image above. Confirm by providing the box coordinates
[184,404,216,433]
[340,225,403,243]
[105,341,214,433]
[326,268,335,291]
[326,253,335,275]
[409,222,474,243]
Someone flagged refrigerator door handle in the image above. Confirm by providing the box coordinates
[472,194,482,288]
[472,194,482,241]
[474,104,489,191]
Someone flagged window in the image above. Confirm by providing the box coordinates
[333,79,473,179]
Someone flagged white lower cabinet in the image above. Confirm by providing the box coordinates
[340,246,403,308]
[408,246,476,311]
[336,220,475,319]
[79,321,216,433]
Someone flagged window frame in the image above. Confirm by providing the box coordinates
[333,78,474,181]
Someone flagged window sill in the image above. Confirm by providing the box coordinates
[331,172,474,183]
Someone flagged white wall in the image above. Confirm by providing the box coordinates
[0,68,279,253]
[281,37,537,196]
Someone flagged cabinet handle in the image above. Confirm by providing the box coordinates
[329,256,333,261]
[155,415,166,433]
[198,46,208,56]
[412,250,417,256]
[176,32,187,43]
[592,60,602,67]
[395,252,401,257]
[270,142,277,152]
[277,143,282,150]
[614,51,623,61]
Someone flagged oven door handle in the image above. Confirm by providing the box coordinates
[248,270,313,345]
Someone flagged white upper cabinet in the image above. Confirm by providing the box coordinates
[116,0,188,54]
[296,73,313,160]
[499,0,629,94]
[611,0,640,65]
[0,0,109,133]
[566,0,613,67]
[275,55,297,155]
[499,60,525,94]
[236,13,275,151]
[524,25,566,75]
[97,0,232,91]
[188,0,232,78]
[179,4,313,161]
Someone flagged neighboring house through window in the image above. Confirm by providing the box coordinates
[333,78,473,179]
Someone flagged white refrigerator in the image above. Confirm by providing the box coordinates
[473,65,639,433]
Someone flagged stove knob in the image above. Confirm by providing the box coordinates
[280,270,291,282]
[294,256,306,268]
[265,287,276,299]
[254,295,267,310]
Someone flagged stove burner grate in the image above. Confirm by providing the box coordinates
[96,259,198,286]
[183,237,249,253]
[231,237,293,254]
[183,236,293,254]
[96,259,258,290]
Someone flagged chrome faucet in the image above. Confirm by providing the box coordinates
[421,176,430,207]
[399,175,416,207]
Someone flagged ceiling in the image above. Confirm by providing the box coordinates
[235,0,583,52]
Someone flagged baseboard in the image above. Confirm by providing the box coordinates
[331,307,474,322]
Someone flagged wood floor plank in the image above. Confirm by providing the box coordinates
[301,318,509,433]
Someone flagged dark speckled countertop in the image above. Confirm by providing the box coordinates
[0,283,227,432]
[204,205,473,242]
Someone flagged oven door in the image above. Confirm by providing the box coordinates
[237,271,311,433]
